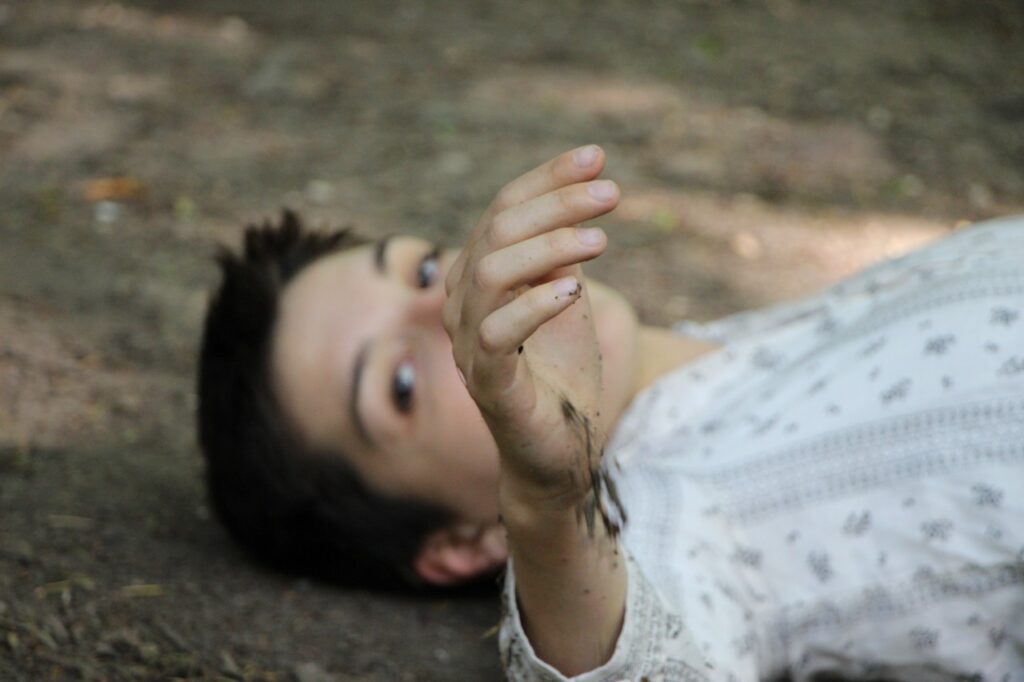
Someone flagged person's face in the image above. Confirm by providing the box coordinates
[271,235,640,525]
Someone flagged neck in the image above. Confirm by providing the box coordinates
[631,325,720,399]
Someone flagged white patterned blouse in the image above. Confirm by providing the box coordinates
[499,216,1024,682]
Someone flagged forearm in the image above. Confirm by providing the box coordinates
[501,486,627,677]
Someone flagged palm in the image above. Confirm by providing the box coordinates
[482,265,605,503]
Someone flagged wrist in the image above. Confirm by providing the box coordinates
[498,472,623,576]
[499,466,621,539]
[498,472,580,528]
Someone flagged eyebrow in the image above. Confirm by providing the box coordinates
[373,235,392,274]
[350,342,375,450]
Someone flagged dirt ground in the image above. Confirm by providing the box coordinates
[1,1,1022,680]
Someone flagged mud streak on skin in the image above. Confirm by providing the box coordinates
[559,397,625,540]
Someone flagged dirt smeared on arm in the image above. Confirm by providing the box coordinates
[560,397,627,540]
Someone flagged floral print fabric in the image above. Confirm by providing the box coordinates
[500,217,1024,682]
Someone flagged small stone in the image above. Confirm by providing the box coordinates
[94,200,121,225]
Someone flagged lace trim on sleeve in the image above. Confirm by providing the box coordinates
[498,550,714,682]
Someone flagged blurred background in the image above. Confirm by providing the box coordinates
[1,1,1022,680]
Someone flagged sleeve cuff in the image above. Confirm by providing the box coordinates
[498,548,712,682]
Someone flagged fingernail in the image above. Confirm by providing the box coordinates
[574,145,599,167]
[587,180,616,202]
[554,277,580,297]
[577,227,605,246]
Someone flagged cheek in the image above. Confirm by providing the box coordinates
[436,352,480,424]
[433,352,499,470]
[423,333,471,424]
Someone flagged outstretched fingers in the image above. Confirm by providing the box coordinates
[447,178,618,297]
[446,145,607,296]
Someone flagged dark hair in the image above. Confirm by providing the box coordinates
[197,210,451,588]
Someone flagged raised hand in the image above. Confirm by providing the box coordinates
[442,146,619,513]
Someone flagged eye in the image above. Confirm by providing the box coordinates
[392,359,415,414]
[416,247,440,288]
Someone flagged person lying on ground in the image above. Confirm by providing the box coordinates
[197,146,1024,681]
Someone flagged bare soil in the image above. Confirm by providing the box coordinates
[1,1,1022,680]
